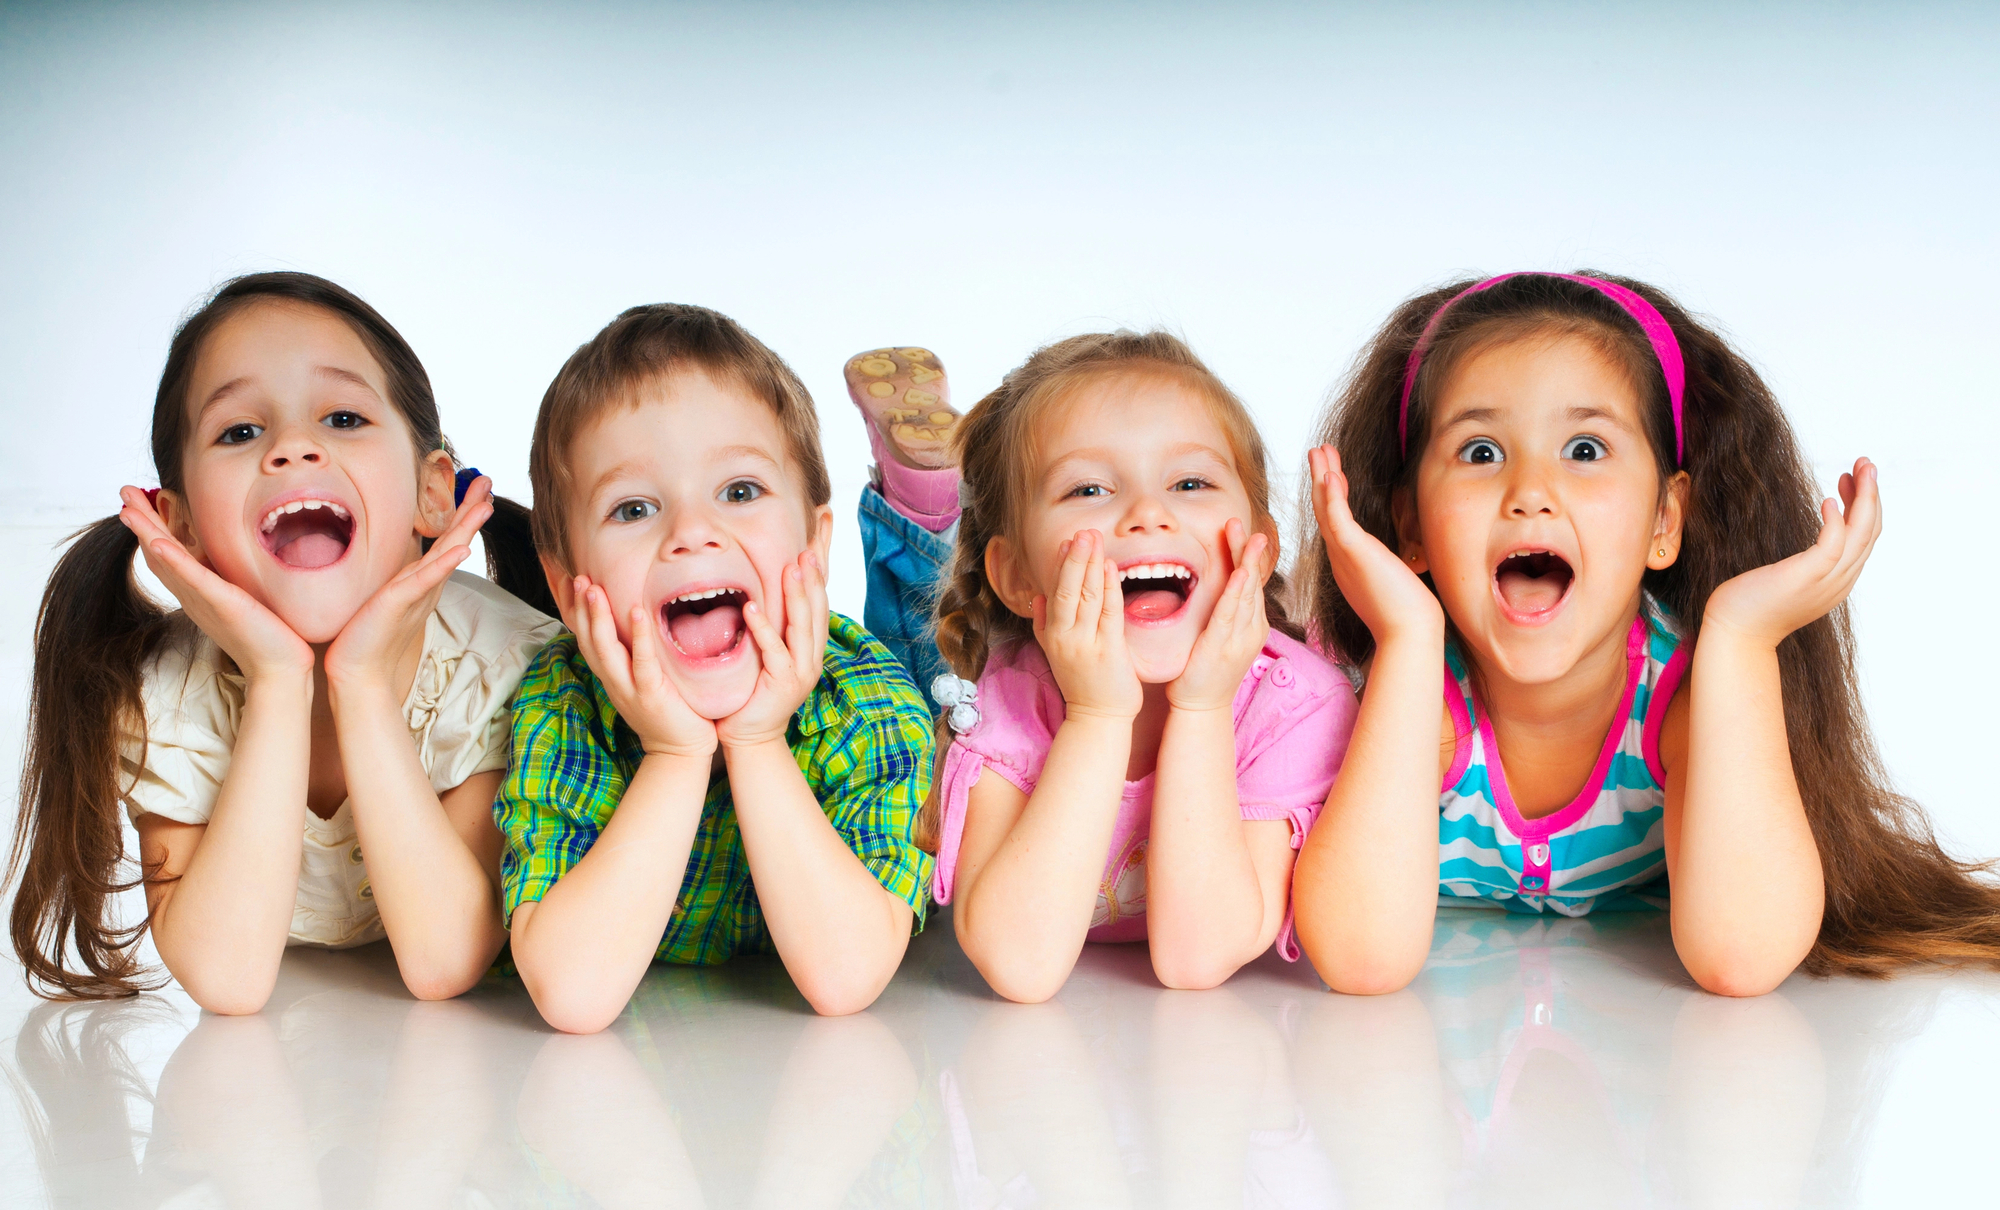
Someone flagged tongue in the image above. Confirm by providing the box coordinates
[1497,567,1566,615]
[1124,589,1183,622]
[274,532,346,569]
[668,604,744,658]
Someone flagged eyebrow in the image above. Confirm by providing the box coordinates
[197,365,384,414]
[710,444,783,470]
[1040,441,1233,483]
[1434,404,1637,431]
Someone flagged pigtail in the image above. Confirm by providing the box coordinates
[478,494,559,618]
[8,519,174,999]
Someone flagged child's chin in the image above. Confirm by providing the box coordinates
[268,597,359,647]
[678,671,758,722]
[1126,640,1195,686]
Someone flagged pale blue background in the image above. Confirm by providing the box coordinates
[2,4,1998,1202]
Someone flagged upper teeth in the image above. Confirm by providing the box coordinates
[260,499,349,533]
[1119,563,1191,582]
[673,588,741,603]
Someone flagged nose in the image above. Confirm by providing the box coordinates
[1501,456,1559,519]
[263,420,326,472]
[657,499,727,559]
[1114,484,1177,536]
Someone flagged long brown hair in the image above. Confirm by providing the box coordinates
[1296,271,2000,977]
[8,271,553,1000]
[919,330,1301,850]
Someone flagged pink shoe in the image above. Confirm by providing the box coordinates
[844,346,962,528]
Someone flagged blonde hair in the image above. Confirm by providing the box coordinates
[934,329,1301,683]
[529,303,830,572]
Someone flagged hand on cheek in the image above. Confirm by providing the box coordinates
[566,575,717,759]
[1034,528,1142,721]
[717,550,829,750]
[1167,519,1270,712]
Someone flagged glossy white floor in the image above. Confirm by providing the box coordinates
[4,505,2000,1209]
[2,906,1999,1208]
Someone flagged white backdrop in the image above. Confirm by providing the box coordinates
[3,0,1995,867]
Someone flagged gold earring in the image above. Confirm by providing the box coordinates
[1656,547,1667,557]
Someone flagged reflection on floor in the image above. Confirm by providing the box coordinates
[3,907,1996,1208]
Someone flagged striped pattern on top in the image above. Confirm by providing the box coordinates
[1437,595,1689,916]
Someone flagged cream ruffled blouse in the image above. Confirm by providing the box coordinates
[119,572,562,948]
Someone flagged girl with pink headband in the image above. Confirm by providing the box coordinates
[1291,270,2000,996]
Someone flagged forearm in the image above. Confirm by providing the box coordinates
[332,686,504,998]
[510,752,711,1032]
[725,738,912,1015]
[1293,627,1445,994]
[149,674,314,1014]
[1148,705,1271,987]
[1671,629,1823,995]
[955,714,1131,1002]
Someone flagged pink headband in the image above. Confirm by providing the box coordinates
[1397,272,1686,464]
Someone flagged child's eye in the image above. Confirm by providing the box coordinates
[610,499,658,523]
[1562,436,1608,462]
[1066,483,1109,499]
[1169,476,1213,492]
[217,423,263,446]
[1458,438,1504,465]
[322,410,367,431]
[720,480,765,504]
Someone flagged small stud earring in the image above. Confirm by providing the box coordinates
[1656,548,1667,558]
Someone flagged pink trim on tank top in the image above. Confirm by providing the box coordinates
[1448,617,1648,846]
[1442,666,1475,791]
[1641,642,1692,786]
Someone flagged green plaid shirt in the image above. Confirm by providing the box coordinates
[496,611,934,964]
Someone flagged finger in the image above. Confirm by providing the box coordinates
[584,584,636,695]
[1223,517,1247,580]
[800,553,830,681]
[1836,459,1884,574]
[404,500,494,583]
[742,593,790,680]
[627,604,663,690]
[782,562,812,677]
[1050,534,1088,630]
[1098,552,1125,644]
[1079,531,1106,636]
[1031,594,1048,641]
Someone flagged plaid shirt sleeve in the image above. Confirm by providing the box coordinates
[799,614,937,927]
[494,634,630,926]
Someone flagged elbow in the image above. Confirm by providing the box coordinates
[799,980,886,1017]
[1315,946,1426,997]
[1152,951,1244,992]
[183,977,276,1018]
[1682,953,1798,999]
[530,990,623,1035]
[404,967,481,1003]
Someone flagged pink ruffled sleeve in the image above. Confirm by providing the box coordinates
[1230,632,1360,959]
[931,644,1064,906]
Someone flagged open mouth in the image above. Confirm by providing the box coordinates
[1494,549,1574,618]
[258,499,353,569]
[1118,561,1195,624]
[663,587,748,660]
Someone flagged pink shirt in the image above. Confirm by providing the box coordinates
[931,630,1358,959]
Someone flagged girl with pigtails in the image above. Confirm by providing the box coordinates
[839,333,1359,1004]
[1294,271,2000,997]
[9,272,560,1012]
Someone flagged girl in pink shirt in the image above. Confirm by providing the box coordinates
[913,331,1358,1002]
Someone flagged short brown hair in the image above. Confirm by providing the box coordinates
[528,303,831,571]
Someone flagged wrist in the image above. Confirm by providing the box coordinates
[1165,697,1234,719]
[719,732,791,762]
[639,732,718,760]
[242,664,315,702]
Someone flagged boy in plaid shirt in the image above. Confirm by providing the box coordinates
[497,304,934,1033]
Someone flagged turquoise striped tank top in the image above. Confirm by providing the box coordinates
[1437,594,1689,916]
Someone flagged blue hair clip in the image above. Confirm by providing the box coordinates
[454,466,482,507]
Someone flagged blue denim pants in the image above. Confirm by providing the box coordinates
[858,483,955,695]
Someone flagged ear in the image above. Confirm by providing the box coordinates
[154,489,208,564]
[1390,486,1430,575]
[1649,470,1691,570]
[540,553,577,621]
[983,535,1038,620]
[807,502,834,568]
[414,450,457,539]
